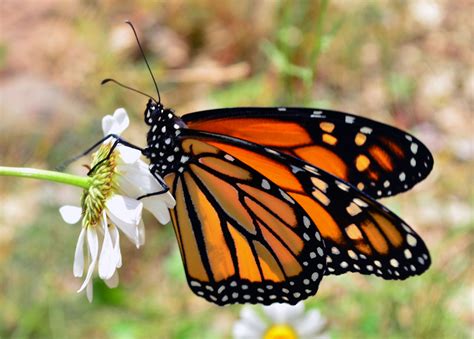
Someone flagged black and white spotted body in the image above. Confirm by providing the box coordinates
[143,99,188,176]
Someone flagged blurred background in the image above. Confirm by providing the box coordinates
[0,0,472,338]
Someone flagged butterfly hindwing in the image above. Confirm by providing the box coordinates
[182,130,431,280]
[183,107,433,198]
[164,136,327,305]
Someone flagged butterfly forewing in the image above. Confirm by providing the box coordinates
[183,107,434,198]
[183,130,431,280]
[164,137,326,305]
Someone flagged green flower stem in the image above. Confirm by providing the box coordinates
[0,166,91,189]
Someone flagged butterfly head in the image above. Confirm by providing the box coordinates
[144,99,165,126]
[143,99,188,176]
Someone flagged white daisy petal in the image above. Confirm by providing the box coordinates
[59,205,82,224]
[101,115,115,137]
[73,227,86,277]
[142,198,171,225]
[78,228,99,293]
[117,144,141,164]
[108,214,139,244]
[111,108,129,134]
[98,215,116,280]
[239,306,266,332]
[233,322,265,339]
[106,195,143,226]
[110,226,122,268]
[137,219,145,248]
[86,279,93,302]
[106,197,143,244]
[235,302,329,339]
[294,310,327,337]
[102,108,129,136]
[117,160,161,196]
[264,302,305,323]
[87,227,99,262]
[104,270,119,288]
[160,192,176,209]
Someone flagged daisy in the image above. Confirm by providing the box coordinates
[233,302,329,339]
[59,108,175,301]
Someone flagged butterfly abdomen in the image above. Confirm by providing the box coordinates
[143,99,188,176]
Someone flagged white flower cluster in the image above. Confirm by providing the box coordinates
[60,108,175,301]
[233,302,329,339]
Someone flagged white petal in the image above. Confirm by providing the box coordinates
[117,160,175,210]
[160,192,176,209]
[239,306,266,332]
[117,144,141,164]
[112,108,129,133]
[264,302,305,324]
[78,228,99,293]
[136,219,145,248]
[86,279,93,302]
[110,226,122,268]
[106,195,143,225]
[59,205,82,224]
[232,320,265,339]
[102,108,129,136]
[102,115,115,136]
[117,160,161,196]
[104,270,119,288]
[98,216,117,280]
[294,310,327,337]
[73,228,86,277]
[142,198,171,225]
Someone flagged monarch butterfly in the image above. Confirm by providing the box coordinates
[139,100,432,306]
[107,23,433,306]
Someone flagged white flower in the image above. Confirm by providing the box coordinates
[409,0,443,28]
[233,302,329,339]
[59,108,175,302]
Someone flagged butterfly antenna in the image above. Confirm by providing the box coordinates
[125,20,161,103]
[101,78,156,101]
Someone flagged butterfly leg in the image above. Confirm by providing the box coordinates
[91,137,171,197]
[87,135,145,175]
[57,134,142,171]
[136,171,170,200]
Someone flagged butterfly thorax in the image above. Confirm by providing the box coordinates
[143,99,187,176]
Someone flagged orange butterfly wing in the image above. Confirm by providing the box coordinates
[183,107,433,198]
[180,130,431,280]
[164,136,326,305]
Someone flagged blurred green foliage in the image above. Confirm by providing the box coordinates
[1,0,472,338]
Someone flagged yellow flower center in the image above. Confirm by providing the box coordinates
[264,324,298,339]
[81,143,118,227]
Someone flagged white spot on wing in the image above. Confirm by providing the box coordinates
[336,181,350,191]
[407,234,417,246]
[224,154,234,162]
[353,198,368,207]
[390,258,399,267]
[345,116,355,124]
[261,179,271,190]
